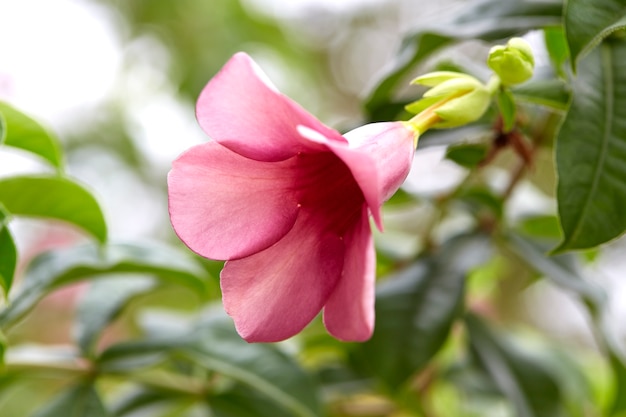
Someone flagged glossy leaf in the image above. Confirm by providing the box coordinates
[466,313,564,417]
[32,383,107,417]
[210,382,305,417]
[445,143,489,168]
[512,79,571,109]
[516,215,562,239]
[0,242,208,329]
[75,275,156,356]
[365,0,562,121]
[565,0,626,68]
[0,175,107,243]
[183,314,321,417]
[351,234,491,389]
[544,26,570,77]
[100,312,321,417]
[111,388,180,417]
[0,205,16,297]
[504,233,605,307]
[0,102,63,170]
[555,42,626,251]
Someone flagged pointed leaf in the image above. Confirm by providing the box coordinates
[75,275,156,356]
[0,205,16,297]
[466,313,564,417]
[445,143,489,168]
[512,79,571,110]
[351,234,492,389]
[544,26,570,77]
[0,175,107,243]
[0,102,63,170]
[555,42,626,251]
[497,89,516,132]
[504,233,606,308]
[565,0,626,68]
[183,314,321,417]
[32,383,107,417]
[0,242,208,329]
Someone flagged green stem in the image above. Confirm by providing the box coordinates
[486,75,501,95]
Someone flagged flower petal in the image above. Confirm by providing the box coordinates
[168,141,299,260]
[299,122,415,230]
[323,207,375,341]
[196,52,344,162]
[221,214,345,342]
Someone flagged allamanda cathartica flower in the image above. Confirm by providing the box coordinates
[168,52,417,342]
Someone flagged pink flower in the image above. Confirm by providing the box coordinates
[168,53,416,342]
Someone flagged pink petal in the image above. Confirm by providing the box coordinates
[196,52,344,162]
[323,206,375,341]
[168,141,299,260]
[298,122,415,230]
[220,214,345,342]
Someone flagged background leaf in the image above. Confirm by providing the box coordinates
[512,79,571,109]
[0,102,63,170]
[565,0,626,67]
[555,41,626,251]
[184,314,322,417]
[466,313,565,417]
[0,242,208,329]
[0,175,107,243]
[544,26,570,77]
[445,143,489,168]
[31,383,108,417]
[351,234,491,389]
[0,205,16,297]
[74,275,156,356]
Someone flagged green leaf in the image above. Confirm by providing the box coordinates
[516,215,562,239]
[210,383,304,417]
[503,233,605,307]
[0,205,16,297]
[466,313,564,417]
[565,0,626,68]
[0,111,5,145]
[183,314,321,417]
[0,175,107,243]
[497,89,516,132]
[351,234,492,389]
[512,79,571,110]
[0,242,208,329]
[0,102,63,170]
[111,388,179,417]
[445,143,489,168]
[544,26,570,77]
[31,383,108,417]
[365,0,562,121]
[555,42,626,251]
[609,344,626,416]
[74,275,156,356]
[101,312,322,417]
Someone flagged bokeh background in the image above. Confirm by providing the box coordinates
[2,0,626,415]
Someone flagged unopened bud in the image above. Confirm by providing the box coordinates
[488,37,535,85]
[406,71,491,130]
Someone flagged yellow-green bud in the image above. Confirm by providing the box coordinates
[487,37,535,85]
[406,71,491,130]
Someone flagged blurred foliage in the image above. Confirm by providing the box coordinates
[2,0,626,416]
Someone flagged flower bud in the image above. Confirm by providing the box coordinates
[406,71,491,130]
[487,37,535,85]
